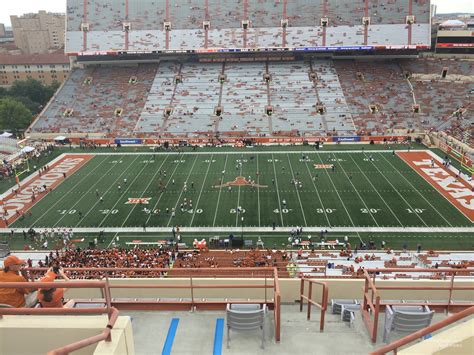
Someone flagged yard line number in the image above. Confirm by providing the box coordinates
[273,208,291,214]
[361,208,381,214]
[406,208,426,214]
[316,208,336,214]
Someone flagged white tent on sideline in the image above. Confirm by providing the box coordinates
[20,146,36,153]
[54,136,67,141]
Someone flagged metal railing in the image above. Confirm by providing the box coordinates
[362,268,474,343]
[299,278,329,332]
[371,306,474,354]
[5,267,281,343]
[0,280,118,355]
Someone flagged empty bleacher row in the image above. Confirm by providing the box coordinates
[29,58,473,140]
[65,0,431,53]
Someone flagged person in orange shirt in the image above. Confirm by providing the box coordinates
[38,267,70,308]
[0,255,33,307]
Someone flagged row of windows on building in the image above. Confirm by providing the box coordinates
[0,64,69,69]
[2,73,67,81]
[1,69,69,74]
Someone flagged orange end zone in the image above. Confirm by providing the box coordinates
[397,151,474,223]
[0,154,94,227]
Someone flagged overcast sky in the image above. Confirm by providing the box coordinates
[0,0,472,27]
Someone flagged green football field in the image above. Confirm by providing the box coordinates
[10,149,473,235]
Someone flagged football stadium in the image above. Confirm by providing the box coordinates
[0,0,473,354]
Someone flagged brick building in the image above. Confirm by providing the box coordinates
[0,53,69,87]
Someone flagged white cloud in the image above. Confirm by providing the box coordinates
[432,0,474,14]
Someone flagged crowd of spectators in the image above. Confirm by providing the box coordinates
[28,246,289,279]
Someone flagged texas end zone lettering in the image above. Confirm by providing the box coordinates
[398,152,474,222]
[0,155,92,224]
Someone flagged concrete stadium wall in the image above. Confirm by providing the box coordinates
[0,315,133,355]
[63,278,474,304]
[399,319,474,355]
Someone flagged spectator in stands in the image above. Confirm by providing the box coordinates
[38,267,70,308]
[0,255,36,307]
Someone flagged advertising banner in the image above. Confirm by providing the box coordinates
[332,136,361,143]
[115,138,142,145]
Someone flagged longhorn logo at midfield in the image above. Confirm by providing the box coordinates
[213,176,268,188]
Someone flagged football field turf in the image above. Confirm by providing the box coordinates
[9,149,473,234]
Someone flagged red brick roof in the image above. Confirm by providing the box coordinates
[0,53,69,65]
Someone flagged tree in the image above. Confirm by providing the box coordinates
[8,79,48,106]
[0,87,7,99]
[45,81,60,100]
[11,95,41,114]
[0,97,33,135]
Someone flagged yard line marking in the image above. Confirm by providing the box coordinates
[27,156,110,227]
[361,152,427,227]
[303,158,330,226]
[106,155,180,248]
[190,154,214,226]
[235,154,244,227]
[271,153,284,227]
[379,153,453,227]
[212,155,229,227]
[53,155,127,227]
[286,153,307,227]
[120,155,170,227]
[333,153,379,227]
[98,155,155,227]
[76,154,139,225]
[143,153,183,226]
[166,155,199,227]
[314,153,363,244]
[348,154,403,227]
[256,154,261,227]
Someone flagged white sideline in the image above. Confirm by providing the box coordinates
[54,149,429,156]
